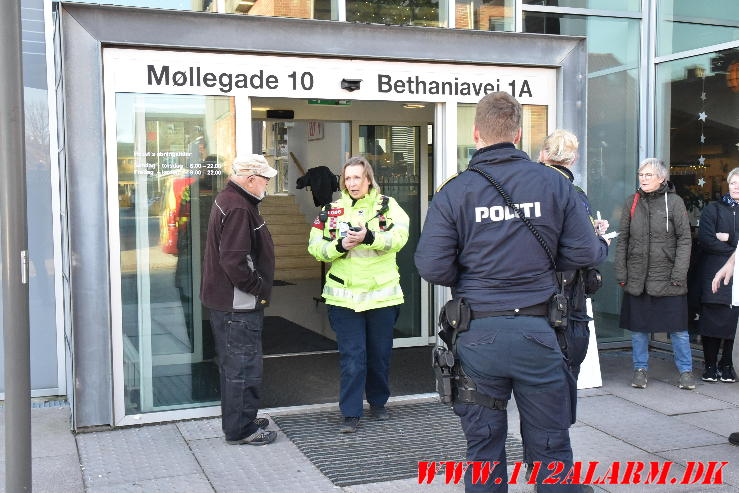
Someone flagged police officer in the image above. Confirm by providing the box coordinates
[415,92,608,491]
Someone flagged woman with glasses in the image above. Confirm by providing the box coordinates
[308,156,409,433]
[695,168,739,383]
[615,158,694,390]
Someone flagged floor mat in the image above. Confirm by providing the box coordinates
[262,316,337,354]
[272,400,523,487]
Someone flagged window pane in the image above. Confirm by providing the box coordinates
[116,93,235,414]
[456,104,547,171]
[70,0,337,19]
[347,0,446,27]
[455,0,514,31]
[523,0,640,12]
[525,12,641,343]
[359,125,423,340]
[656,48,739,216]
[658,0,739,56]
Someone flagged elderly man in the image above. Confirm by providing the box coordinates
[200,154,278,446]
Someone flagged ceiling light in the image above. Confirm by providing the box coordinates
[403,103,426,109]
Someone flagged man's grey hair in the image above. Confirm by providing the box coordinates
[639,158,669,182]
[727,167,739,183]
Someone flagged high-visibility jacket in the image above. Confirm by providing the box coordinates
[308,188,409,312]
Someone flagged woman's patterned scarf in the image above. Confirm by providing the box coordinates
[722,193,739,207]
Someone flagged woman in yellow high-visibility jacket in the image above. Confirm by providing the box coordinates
[308,156,409,433]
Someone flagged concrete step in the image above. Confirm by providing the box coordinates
[275,267,321,280]
[276,256,319,269]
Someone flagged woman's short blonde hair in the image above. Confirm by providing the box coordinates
[540,129,579,166]
[639,158,669,181]
[727,167,739,183]
[339,156,381,194]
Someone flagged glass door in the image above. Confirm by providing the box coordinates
[113,93,235,414]
[354,123,430,347]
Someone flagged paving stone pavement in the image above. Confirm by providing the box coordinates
[1,351,738,492]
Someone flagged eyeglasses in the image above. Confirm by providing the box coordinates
[638,173,655,179]
[254,175,271,182]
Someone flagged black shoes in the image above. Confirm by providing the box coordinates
[339,417,360,433]
[370,406,390,420]
[225,417,275,445]
[226,429,277,446]
[730,432,739,446]
[720,365,737,383]
[702,365,719,382]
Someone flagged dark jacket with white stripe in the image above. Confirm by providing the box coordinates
[200,180,275,312]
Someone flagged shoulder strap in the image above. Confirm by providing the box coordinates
[469,166,557,271]
[630,193,640,218]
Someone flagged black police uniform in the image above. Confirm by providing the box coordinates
[415,143,608,492]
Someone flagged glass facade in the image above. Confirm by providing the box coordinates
[524,11,641,342]
[523,0,640,11]
[456,103,548,171]
[455,0,514,31]
[657,0,739,56]
[116,93,234,413]
[656,48,739,217]
[7,0,737,408]
[359,125,423,339]
[348,0,445,26]
[2,0,61,394]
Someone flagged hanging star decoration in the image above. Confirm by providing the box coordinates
[697,74,708,185]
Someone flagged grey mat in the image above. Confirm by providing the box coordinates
[272,400,523,487]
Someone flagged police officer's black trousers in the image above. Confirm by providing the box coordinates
[453,315,580,492]
[210,309,263,442]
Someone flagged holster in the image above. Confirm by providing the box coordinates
[432,297,507,411]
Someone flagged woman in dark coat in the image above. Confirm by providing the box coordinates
[697,167,739,383]
[615,158,694,390]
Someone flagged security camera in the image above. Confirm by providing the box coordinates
[341,79,362,92]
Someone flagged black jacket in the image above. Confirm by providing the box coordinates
[697,200,738,305]
[415,143,608,313]
[296,166,339,206]
[200,181,275,312]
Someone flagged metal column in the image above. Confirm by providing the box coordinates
[0,0,32,491]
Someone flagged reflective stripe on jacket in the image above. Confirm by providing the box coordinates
[307,188,409,312]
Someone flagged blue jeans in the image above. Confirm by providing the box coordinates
[631,331,692,373]
[328,305,399,418]
[455,316,579,492]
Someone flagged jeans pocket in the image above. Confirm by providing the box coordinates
[226,318,260,356]
[522,332,557,351]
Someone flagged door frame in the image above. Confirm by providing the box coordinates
[60,2,587,428]
[351,120,432,348]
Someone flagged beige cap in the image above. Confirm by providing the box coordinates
[231,154,278,178]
